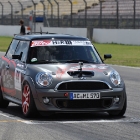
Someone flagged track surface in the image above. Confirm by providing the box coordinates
[0,52,140,140]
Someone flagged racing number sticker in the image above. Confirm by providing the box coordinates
[14,68,21,91]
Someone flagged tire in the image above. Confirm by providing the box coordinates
[0,86,9,108]
[22,82,38,118]
[108,96,127,117]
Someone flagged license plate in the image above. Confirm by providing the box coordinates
[70,92,100,100]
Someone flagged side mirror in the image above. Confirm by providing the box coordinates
[12,55,20,59]
[12,52,23,60]
[104,54,112,60]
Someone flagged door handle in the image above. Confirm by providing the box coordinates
[6,65,9,69]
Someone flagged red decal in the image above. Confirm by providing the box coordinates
[56,68,67,79]
[1,87,16,96]
[31,40,51,47]
[11,60,16,67]
[55,65,104,79]
[2,56,10,64]
[2,56,16,68]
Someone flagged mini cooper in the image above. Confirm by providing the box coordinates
[0,33,127,117]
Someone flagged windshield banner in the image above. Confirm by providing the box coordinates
[31,40,92,47]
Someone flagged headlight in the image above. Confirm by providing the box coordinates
[36,72,53,87]
[110,71,121,86]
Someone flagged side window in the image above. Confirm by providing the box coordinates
[6,39,19,59]
[15,41,29,62]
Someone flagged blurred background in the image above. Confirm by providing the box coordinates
[0,0,139,29]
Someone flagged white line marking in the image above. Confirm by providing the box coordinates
[0,112,140,125]
[20,120,35,124]
[20,118,140,125]
[0,113,17,120]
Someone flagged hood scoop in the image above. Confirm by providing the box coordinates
[67,71,94,78]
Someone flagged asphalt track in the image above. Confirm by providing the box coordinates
[0,52,140,140]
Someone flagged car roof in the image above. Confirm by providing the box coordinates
[14,33,89,41]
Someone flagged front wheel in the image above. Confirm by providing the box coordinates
[108,97,127,117]
[22,82,38,117]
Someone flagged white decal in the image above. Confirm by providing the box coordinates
[17,63,24,68]
[52,40,72,45]
[98,66,108,69]
[14,68,21,91]
[69,65,97,71]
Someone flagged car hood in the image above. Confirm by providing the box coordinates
[26,63,123,89]
[27,63,115,80]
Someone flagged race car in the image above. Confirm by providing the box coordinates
[0,33,127,117]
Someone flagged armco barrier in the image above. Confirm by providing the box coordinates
[0,25,20,37]
[0,25,87,38]
[93,29,140,45]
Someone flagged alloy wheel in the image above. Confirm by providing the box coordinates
[22,84,30,115]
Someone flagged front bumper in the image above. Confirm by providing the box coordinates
[33,87,126,113]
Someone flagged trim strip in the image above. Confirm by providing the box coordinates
[54,80,112,91]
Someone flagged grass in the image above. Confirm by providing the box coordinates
[94,43,140,67]
[0,36,140,67]
[0,36,12,52]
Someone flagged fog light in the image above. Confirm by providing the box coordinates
[43,97,50,104]
[114,97,120,103]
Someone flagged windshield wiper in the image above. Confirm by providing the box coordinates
[66,59,96,63]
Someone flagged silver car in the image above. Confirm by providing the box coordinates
[0,34,127,117]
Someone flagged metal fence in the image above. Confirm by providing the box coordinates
[0,0,140,29]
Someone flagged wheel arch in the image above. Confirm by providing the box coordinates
[22,76,38,99]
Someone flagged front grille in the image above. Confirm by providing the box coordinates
[57,81,110,90]
[56,99,112,109]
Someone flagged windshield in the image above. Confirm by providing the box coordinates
[29,45,103,64]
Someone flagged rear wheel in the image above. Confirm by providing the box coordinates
[108,97,127,117]
[0,86,9,108]
[22,82,38,117]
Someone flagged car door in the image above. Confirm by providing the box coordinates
[1,39,19,97]
[12,40,30,100]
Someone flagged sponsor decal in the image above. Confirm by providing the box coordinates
[52,40,72,45]
[31,58,37,62]
[31,40,51,47]
[14,68,22,91]
[72,41,91,45]
[2,69,14,89]
[30,40,92,47]
[73,41,85,43]
[72,41,91,46]
[17,63,25,68]
[85,41,92,45]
